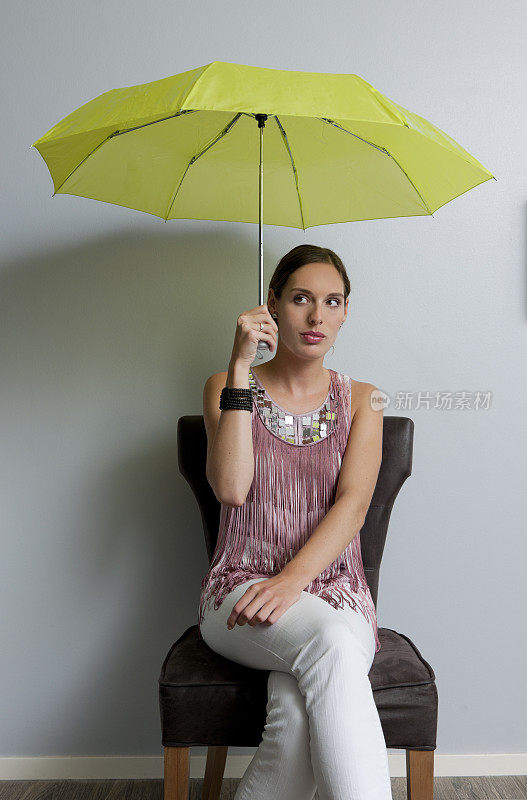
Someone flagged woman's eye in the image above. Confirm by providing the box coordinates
[294,295,340,306]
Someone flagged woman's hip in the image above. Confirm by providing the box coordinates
[200,577,375,674]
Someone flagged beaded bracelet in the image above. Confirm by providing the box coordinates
[220,386,253,412]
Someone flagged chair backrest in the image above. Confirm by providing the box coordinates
[178,415,413,608]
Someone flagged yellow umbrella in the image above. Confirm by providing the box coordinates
[32,60,495,352]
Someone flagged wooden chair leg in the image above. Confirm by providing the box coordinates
[202,745,228,800]
[164,746,190,800]
[406,748,434,800]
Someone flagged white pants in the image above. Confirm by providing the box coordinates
[200,577,392,800]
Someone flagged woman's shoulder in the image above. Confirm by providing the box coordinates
[332,369,376,394]
[333,371,380,418]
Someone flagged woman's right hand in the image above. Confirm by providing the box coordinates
[230,304,278,366]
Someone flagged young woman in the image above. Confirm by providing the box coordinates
[198,244,391,800]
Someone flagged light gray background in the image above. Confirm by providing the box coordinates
[2,0,524,763]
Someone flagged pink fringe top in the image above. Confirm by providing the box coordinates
[198,366,381,654]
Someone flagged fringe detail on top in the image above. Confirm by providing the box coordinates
[197,370,380,654]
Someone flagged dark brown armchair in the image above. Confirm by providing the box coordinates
[159,414,438,799]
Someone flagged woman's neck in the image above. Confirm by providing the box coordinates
[252,359,331,409]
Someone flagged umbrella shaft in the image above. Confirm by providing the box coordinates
[259,119,264,305]
[255,113,268,308]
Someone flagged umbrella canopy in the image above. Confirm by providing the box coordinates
[32,60,495,227]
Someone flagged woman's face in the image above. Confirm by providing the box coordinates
[271,262,348,357]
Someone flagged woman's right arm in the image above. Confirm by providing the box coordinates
[203,361,253,507]
[203,305,278,507]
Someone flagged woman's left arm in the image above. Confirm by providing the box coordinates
[279,382,384,590]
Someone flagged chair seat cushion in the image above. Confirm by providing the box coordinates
[159,625,437,749]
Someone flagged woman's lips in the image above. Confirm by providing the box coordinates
[300,332,326,344]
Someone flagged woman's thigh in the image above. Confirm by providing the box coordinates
[200,577,375,675]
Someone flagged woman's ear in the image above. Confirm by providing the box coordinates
[267,296,277,319]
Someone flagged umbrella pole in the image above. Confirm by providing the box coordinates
[256,114,270,352]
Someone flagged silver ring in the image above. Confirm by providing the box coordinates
[259,322,263,332]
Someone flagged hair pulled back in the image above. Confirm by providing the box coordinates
[268,244,351,304]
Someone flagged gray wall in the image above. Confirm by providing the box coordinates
[2,0,524,765]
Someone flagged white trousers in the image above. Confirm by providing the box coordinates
[200,577,392,800]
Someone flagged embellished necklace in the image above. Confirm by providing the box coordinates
[248,368,338,446]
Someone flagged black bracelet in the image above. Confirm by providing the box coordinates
[220,386,253,412]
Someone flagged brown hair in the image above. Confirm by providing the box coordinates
[268,244,351,304]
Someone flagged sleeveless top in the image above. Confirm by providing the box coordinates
[197,367,381,654]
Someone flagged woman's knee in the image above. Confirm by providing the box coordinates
[304,617,358,654]
[294,617,370,678]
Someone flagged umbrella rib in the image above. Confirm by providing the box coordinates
[274,116,306,231]
[53,110,198,195]
[164,112,244,221]
[53,136,112,195]
[110,109,197,137]
[319,118,434,216]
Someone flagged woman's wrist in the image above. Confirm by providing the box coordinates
[277,566,309,592]
[226,360,251,387]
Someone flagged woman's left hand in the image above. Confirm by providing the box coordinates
[226,575,304,629]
